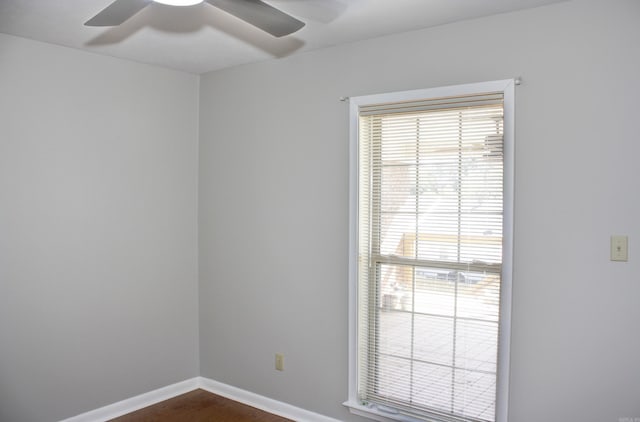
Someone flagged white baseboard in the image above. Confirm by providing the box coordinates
[197,376,342,422]
[59,376,341,422]
[59,378,200,422]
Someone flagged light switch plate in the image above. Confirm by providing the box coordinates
[275,353,284,371]
[611,235,628,262]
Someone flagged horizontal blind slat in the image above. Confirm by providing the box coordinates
[359,92,504,116]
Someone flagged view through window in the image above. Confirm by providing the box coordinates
[351,83,513,422]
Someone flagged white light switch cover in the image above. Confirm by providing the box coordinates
[611,235,628,262]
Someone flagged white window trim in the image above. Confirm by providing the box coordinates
[345,79,515,422]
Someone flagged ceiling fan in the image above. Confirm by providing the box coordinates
[85,0,306,37]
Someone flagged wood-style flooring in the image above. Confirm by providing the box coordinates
[108,389,293,422]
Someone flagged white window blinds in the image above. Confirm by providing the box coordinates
[356,90,507,422]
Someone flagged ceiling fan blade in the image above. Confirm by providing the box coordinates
[206,0,305,37]
[85,0,152,26]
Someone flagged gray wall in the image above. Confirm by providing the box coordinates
[2,0,640,421]
[198,0,640,421]
[0,35,200,422]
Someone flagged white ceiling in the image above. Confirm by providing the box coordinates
[0,0,567,74]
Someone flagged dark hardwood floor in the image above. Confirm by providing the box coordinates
[108,389,293,422]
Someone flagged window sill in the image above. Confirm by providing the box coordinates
[343,400,426,422]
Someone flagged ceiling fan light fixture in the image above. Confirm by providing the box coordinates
[153,0,203,6]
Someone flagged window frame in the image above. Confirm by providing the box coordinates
[345,79,515,422]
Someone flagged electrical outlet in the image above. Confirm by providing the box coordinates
[275,353,284,371]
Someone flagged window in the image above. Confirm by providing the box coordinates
[346,80,514,422]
